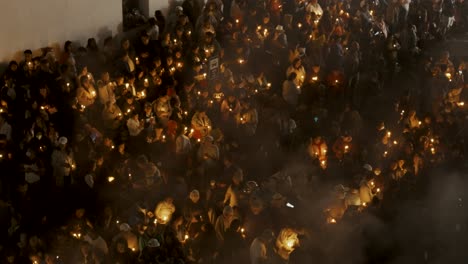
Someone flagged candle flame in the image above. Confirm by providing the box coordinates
[108,176,115,183]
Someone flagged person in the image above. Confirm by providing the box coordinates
[154,197,176,224]
[250,229,275,264]
[223,169,243,208]
[214,205,234,243]
[51,137,75,188]
[282,72,300,108]
[76,75,96,107]
[0,113,11,141]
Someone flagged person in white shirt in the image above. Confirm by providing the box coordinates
[97,72,116,105]
[0,114,12,141]
[126,112,144,137]
[306,0,323,17]
[250,229,275,264]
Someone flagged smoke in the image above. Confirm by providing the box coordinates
[287,162,468,264]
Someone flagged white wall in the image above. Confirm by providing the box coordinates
[139,0,174,17]
[0,0,123,63]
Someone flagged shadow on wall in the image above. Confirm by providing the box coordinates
[0,23,131,73]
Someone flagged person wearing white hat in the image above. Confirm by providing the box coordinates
[51,136,75,188]
[215,205,235,242]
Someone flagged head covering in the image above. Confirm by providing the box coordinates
[190,190,200,200]
[119,223,131,232]
[175,6,183,12]
[272,193,285,201]
[147,238,160,248]
[58,137,68,145]
[275,25,284,32]
[363,164,373,172]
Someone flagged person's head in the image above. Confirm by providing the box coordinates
[80,75,89,87]
[223,206,234,220]
[232,169,243,185]
[9,61,18,71]
[260,229,275,243]
[121,38,130,50]
[75,208,85,218]
[288,72,297,81]
[131,111,139,120]
[101,71,110,82]
[116,238,128,253]
[24,49,32,61]
[141,32,150,45]
[189,190,200,203]
[87,38,98,50]
[64,41,73,53]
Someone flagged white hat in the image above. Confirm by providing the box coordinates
[175,6,183,12]
[58,137,68,145]
[363,164,373,172]
[119,223,131,232]
[190,189,200,199]
[275,25,284,31]
[147,238,160,248]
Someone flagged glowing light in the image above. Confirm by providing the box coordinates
[108,176,115,183]
[154,219,158,224]
[185,234,189,240]
[393,140,398,145]
[267,83,271,87]
[131,248,136,252]
[376,188,381,193]
[125,83,129,89]
[297,23,302,28]
[66,82,70,87]
[312,76,318,81]
[387,131,391,137]
[457,102,465,107]
[235,19,239,24]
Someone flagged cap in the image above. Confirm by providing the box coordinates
[58,137,68,145]
[363,164,373,172]
[272,193,285,201]
[275,25,284,31]
[119,223,131,232]
[190,189,200,199]
[147,238,160,248]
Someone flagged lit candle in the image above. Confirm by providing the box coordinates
[445,72,452,80]
[376,188,381,193]
[144,78,148,83]
[387,131,391,137]
[238,58,244,64]
[66,82,70,87]
[457,102,465,107]
[108,176,115,183]
[297,23,302,28]
[393,140,398,145]
[267,83,271,87]
[125,83,129,89]
[312,76,318,81]
[235,19,239,24]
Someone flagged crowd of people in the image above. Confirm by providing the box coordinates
[0,0,467,263]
